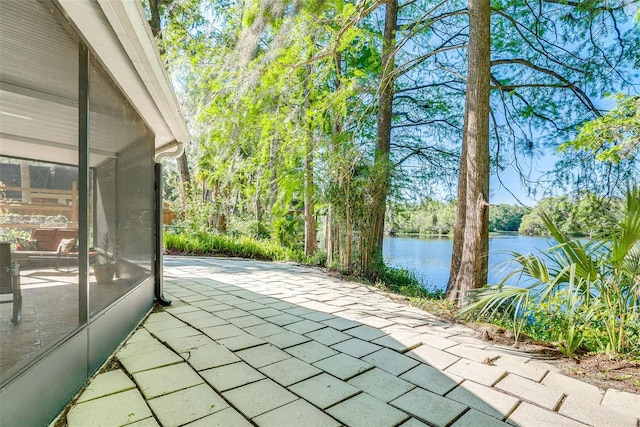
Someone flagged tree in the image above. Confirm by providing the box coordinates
[557,95,639,193]
[362,0,399,279]
[146,0,193,192]
[446,0,491,306]
[303,64,318,256]
[489,204,529,232]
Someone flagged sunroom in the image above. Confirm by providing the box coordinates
[0,0,188,425]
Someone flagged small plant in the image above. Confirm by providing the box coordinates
[93,231,116,283]
[461,186,640,357]
[98,232,116,264]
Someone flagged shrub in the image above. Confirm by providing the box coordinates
[462,186,640,356]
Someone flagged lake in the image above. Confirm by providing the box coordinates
[383,234,553,291]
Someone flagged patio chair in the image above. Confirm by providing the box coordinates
[0,242,22,323]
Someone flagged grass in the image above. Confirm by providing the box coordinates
[164,231,307,262]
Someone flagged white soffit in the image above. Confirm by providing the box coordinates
[56,0,189,157]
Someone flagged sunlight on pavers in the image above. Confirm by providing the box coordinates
[62,258,638,427]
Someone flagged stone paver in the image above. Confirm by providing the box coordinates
[362,348,420,376]
[507,402,587,427]
[217,333,266,351]
[184,407,252,426]
[400,419,430,427]
[187,315,228,329]
[452,409,511,427]
[200,362,265,392]
[348,367,415,402]
[390,387,468,427]
[400,363,462,395]
[266,313,303,326]
[243,323,287,338]
[259,357,321,386]
[559,392,638,426]
[331,337,382,358]
[602,389,640,419]
[496,373,562,409]
[118,347,183,374]
[133,363,204,399]
[284,319,326,334]
[201,323,245,340]
[321,317,361,331]
[372,333,422,352]
[143,317,187,333]
[445,359,507,386]
[148,384,229,427]
[406,343,460,370]
[327,393,410,427]
[289,373,360,409]
[125,418,160,426]
[228,314,267,328]
[313,353,373,380]
[61,258,639,427]
[345,324,388,341]
[151,326,201,343]
[263,331,311,348]
[492,355,547,382]
[181,342,240,370]
[446,380,519,420]
[222,379,297,419]
[305,327,351,346]
[67,389,152,427]
[76,370,136,403]
[164,334,214,354]
[236,344,291,368]
[284,340,338,363]
[253,399,341,427]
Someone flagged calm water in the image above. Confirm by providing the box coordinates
[383,234,553,291]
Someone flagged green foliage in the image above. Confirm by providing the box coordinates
[560,95,640,164]
[225,217,271,239]
[378,264,428,298]
[489,204,530,232]
[461,186,640,356]
[167,189,219,234]
[152,0,638,284]
[164,229,307,263]
[391,199,456,235]
[518,193,617,237]
[394,200,529,234]
[517,213,547,236]
[0,228,31,250]
[272,216,304,250]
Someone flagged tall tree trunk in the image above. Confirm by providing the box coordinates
[363,0,398,279]
[147,0,191,193]
[176,153,192,194]
[343,181,353,271]
[447,0,491,307]
[325,207,337,265]
[268,135,279,212]
[304,137,317,256]
[254,170,262,224]
[447,129,467,294]
[303,66,317,256]
[327,51,343,267]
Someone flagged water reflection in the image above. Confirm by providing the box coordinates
[383,234,554,291]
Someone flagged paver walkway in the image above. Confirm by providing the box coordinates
[62,257,639,427]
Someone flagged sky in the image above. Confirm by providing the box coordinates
[490,152,556,206]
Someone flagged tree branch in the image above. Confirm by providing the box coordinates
[491,58,602,116]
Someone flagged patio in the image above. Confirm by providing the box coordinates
[62,257,639,426]
[0,267,147,381]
